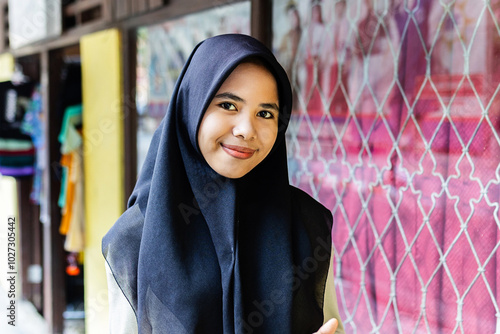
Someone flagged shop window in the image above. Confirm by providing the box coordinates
[135,1,251,173]
[273,0,500,332]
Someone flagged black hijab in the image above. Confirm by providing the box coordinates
[103,34,332,333]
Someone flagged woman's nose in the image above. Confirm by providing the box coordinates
[232,112,257,140]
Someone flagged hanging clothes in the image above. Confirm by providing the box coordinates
[21,85,46,210]
[58,104,84,252]
[0,138,35,176]
[0,80,35,177]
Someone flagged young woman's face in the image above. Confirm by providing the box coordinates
[198,62,279,179]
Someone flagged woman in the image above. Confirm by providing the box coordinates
[103,34,344,333]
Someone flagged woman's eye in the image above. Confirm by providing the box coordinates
[219,102,237,111]
[257,110,274,119]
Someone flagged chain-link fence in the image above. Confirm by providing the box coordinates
[273,0,500,332]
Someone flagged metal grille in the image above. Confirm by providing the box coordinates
[273,0,500,332]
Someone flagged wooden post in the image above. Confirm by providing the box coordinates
[123,27,138,204]
[17,178,34,303]
[149,0,164,10]
[115,0,130,19]
[133,0,149,15]
[41,49,66,334]
[0,0,7,52]
[251,0,272,49]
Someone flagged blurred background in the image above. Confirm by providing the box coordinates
[0,0,499,333]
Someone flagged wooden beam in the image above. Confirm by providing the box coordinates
[10,20,111,58]
[31,199,43,312]
[149,0,164,10]
[0,2,6,53]
[64,0,103,16]
[41,49,66,334]
[17,185,43,312]
[102,0,113,22]
[121,0,244,29]
[122,27,138,205]
[115,0,130,19]
[17,178,34,304]
[132,0,149,15]
[251,0,272,49]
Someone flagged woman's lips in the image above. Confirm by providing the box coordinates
[221,143,256,159]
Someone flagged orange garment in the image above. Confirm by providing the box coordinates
[64,147,84,252]
[59,153,74,235]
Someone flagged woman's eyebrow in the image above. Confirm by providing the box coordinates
[260,102,279,112]
[214,92,244,102]
[215,92,279,112]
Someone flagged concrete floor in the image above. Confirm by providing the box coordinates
[0,286,85,334]
[0,289,48,334]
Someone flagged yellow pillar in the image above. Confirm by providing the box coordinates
[0,53,14,82]
[80,28,124,334]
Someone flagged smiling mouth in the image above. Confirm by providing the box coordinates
[221,144,256,159]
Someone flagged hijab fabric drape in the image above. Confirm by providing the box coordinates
[103,34,333,333]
